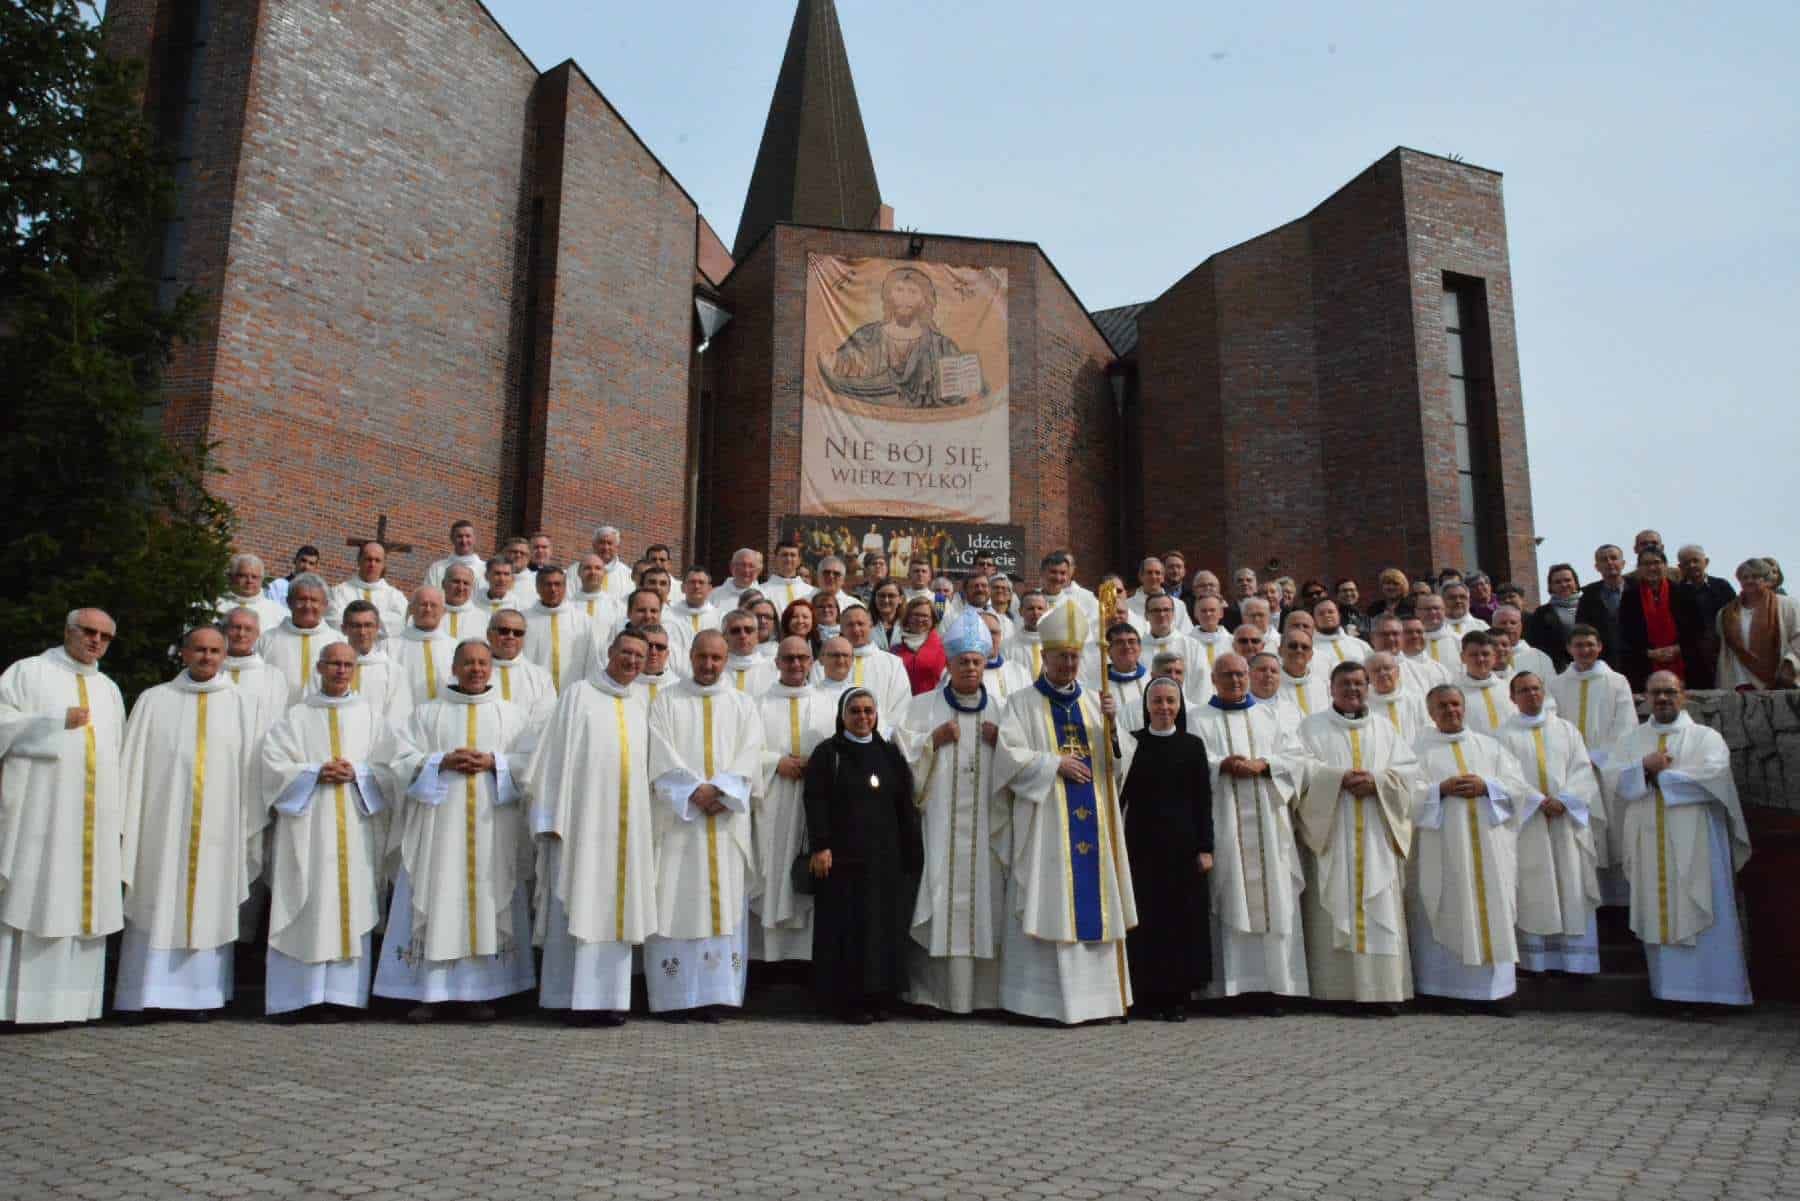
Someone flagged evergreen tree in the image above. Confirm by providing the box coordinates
[1,0,233,700]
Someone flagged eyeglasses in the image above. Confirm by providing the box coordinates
[76,626,115,642]
[491,628,526,637]
[646,642,670,652]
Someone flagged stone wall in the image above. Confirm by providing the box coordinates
[1676,690,1800,814]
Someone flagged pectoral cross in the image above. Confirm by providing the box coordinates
[344,513,415,557]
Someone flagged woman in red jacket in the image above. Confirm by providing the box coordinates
[891,595,947,695]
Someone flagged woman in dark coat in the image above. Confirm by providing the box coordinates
[1618,547,1704,691]
[1120,676,1214,1021]
[803,688,923,1023]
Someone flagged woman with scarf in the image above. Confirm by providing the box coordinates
[1619,547,1703,691]
[1525,563,1582,673]
[1119,676,1214,1021]
[803,688,922,1023]
[892,596,947,695]
[1716,557,1800,691]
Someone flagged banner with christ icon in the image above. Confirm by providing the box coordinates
[802,254,1010,522]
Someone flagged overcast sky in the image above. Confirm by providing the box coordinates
[480,3,1793,585]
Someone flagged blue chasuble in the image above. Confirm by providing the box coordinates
[1034,677,1104,941]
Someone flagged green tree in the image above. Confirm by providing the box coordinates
[1,0,234,700]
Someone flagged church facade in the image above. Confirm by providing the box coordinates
[109,0,1536,594]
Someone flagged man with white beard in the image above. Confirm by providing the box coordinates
[1498,672,1602,975]
[220,607,290,732]
[1410,686,1527,1011]
[116,627,262,1017]
[1189,652,1307,1005]
[327,541,408,637]
[527,627,659,1026]
[896,613,1008,1014]
[214,552,289,634]
[645,630,765,1019]
[261,642,392,1017]
[750,637,833,965]
[376,640,534,1022]
[392,586,456,707]
[423,519,485,590]
[257,574,346,702]
[0,610,127,1024]
[1364,652,1427,745]
[1607,673,1752,1008]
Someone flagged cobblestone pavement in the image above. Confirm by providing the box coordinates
[5,1002,1798,1201]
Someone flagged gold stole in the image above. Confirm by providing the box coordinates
[612,697,632,941]
[76,675,97,935]
[185,691,209,945]
[702,697,723,935]
[464,704,481,956]
[327,707,353,959]
[1349,728,1367,953]
[1575,678,1591,741]
[548,613,561,690]
[1449,740,1494,964]
[422,640,439,700]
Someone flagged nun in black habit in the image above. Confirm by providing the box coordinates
[802,687,923,1023]
[1120,675,1215,1020]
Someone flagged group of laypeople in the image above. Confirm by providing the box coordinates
[0,523,1778,1028]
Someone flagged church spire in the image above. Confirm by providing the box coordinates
[731,0,883,260]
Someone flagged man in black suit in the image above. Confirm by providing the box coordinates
[1574,543,1628,672]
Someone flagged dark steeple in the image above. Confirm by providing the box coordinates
[732,0,883,260]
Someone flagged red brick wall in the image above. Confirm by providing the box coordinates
[531,65,699,570]
[1133,148,1537,599]
[708,226,1116,580]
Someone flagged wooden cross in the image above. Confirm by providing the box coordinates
[345,514,414,557]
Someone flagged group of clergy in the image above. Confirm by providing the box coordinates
[0,524,1759,1027]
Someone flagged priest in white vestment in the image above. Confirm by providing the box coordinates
[1608,674,1753,1007]
[214,552,289,635]
[839,606,913,720]
[1010,591,1050,682]
[1365,653,1428,744]
[1096,621,1150,736]
[1550,626,1636,900]
[978,612,1033,703]
[751,638,834,964]
[0,611,127,1023]
[721,610,777,696]
[646,631,765,1017]
[627,622,679,704]
[989,603,1136,1024]
[1311,600,1372,668]
[1141,594,1190,674]
[422,519,485,590]
[1498,673,1602,975]
[1292,661,1419,1008]
[521,567,593,694]
[1190,653,1307,1002]
[527,627,659,1024]
[1272,631,1329,731]
[764,543,816,612]
[1398,615,1456,694]
[1416,594,1462,670]
[392,587,456,708]
[1410,687,1527,1006]
[261,644,391,1016]
[566,525,636,600]
[1038,552,1100,636]
[256,574,346,703]
[1183,596,1234,707]
[477,558,531,615]
[1278,611,1335,686]
[326,541,409,637]
[340,601,410,728]
[221,607,291,734]
[441,563,484,641]
[374,640,535,1020]
[1453,632,1517,735]
[117,628,262,1013]
[666,567,722,639]
[570,553,626,632]
[708,549,764,613]
[896,614,1009,1013]
[487,609,557,748]
[1491,606,1557,687]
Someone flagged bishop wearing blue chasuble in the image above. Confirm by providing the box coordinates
[992,603,1137,1024]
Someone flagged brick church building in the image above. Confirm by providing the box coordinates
[108,0,1536,594]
